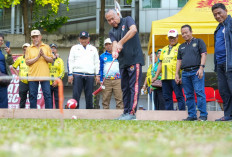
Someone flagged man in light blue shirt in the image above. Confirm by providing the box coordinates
[99,38,123,109]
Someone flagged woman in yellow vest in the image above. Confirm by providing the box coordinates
[150,49,165,110]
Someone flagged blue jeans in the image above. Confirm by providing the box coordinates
[182,69,207,118]
[29,81,52,109]
[217,63,232,117]
[162,80,185,110]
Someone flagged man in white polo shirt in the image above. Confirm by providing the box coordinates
[68,31,100,109]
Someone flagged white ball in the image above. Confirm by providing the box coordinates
[72,115,77,119]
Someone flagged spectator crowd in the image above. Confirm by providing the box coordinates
[0,3,231,121]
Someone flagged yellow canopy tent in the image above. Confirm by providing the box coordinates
[148,0,232,55]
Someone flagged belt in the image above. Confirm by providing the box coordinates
[106,76,120,80]
[74,72,95,76]
[183,66,199,72]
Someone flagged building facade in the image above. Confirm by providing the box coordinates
[0,0,189,34]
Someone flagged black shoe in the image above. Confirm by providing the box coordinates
[183,117,197,121]
[215,116,232,121]
[199,116,207,121]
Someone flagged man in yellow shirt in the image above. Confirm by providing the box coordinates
[12,43,30,108]
[152,29,185,110]
[25,30,53,109]
[49,43,65,109]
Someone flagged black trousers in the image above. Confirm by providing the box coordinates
[73,75,94,109]
[50,85,59,109]
[0,86,8,108]
[120,64,142,114]
[217,63,232,117]
[19,81,29,108]
[153,88,165,110]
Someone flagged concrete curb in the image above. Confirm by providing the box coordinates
[0,109,224,121]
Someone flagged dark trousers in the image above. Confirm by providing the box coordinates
[29,81,52,109]
[153,88,165,110]
[73,75,94,109]
[120,64,142,114]
[0,86,8,108]
[19,81,29,108]
[50,86,59,109]
[217,63,232,117]
[162,80,185,110]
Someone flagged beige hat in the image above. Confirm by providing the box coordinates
[31,30,41,36]
[104,38,112,45]
[22,43,30,48]
[168,29,178,37]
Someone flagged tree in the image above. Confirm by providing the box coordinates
[32,2,69,33]
[99,0,105,55]
[0,0,69,43]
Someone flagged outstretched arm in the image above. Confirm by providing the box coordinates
[117,25,137,52]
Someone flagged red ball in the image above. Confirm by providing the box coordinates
[67,99,77,109]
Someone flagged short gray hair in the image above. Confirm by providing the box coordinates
[105,9,117,16]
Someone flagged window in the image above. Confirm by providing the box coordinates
[178,0,189,8]
[142,0,161,8]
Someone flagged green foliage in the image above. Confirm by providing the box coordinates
[0,0,68,12]
[0,119,232,157]
[31,1,69,33]
[126,0,132,4]
[35,0,69,13]
[0,0,20,8]
[0,0,70,33]
[32,8,69,33]
[32,16,68,33]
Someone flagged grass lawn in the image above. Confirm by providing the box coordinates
[0,119,231,157]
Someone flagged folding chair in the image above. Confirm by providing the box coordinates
[173,91,177,103]
[172,89,186,110]
[215,89,224,111]
[205,87,216,111]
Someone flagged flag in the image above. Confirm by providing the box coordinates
[114,0,122,18]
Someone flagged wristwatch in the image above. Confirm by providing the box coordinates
[200,65,205,68]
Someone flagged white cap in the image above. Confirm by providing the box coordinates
[104,38,112,45]
[31,30,41,36]
[168,29,178,37]
[22,43,30,48]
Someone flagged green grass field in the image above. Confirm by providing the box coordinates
[0,119,231,157]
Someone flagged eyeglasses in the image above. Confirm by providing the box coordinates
[0,40,4,42]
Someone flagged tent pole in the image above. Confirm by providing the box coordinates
[151,34,155,110]
[147,56,150,110]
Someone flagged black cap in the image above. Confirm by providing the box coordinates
[79,31,89,38]
[50,43,57,48]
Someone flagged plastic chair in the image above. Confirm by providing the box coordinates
[194,87,216,111]
[173,89,186,102]
[215,89,224,111]
[173,91,177,103]
[205,87,217,111]
[173,89,186,110]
